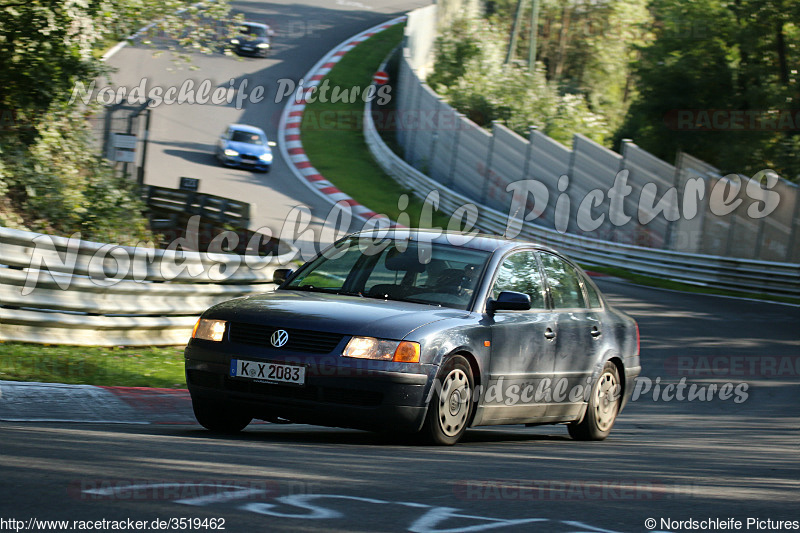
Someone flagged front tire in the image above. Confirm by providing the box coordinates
[568,361,621,441]
[422,355,474,445]
[192,398,252,434]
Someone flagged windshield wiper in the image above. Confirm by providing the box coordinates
[335,290,364,298]
[289,285,364,297]
[289,285,332,293]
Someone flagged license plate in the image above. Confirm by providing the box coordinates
[241,46,253,51]
[230,359,305,386]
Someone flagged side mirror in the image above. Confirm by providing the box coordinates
[487,291,531,314]
[272,268,294,285]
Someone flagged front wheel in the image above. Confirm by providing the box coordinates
[422,355,474,445]
[192,398,252,434]
[568,361,621,441]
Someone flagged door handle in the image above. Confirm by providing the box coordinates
[544,327,556,340]
[590,326,602,338]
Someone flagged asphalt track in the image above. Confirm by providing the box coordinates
[102,0,429,259]
[1,279,798,532]
[1,1,798,531]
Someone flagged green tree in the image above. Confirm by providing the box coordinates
[427,15,609,145]
[0,0,236,241]
[617,0,800,181]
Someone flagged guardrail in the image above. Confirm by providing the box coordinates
[145,186,251,230]
[0,226,292,346]
[364,100,800,299]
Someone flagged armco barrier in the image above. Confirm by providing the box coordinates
[364,100,800,299]
[396,5,800,264]
[0,227,293,346]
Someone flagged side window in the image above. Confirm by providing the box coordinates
[538,252,587,309]
[490,251,546,309]
[583,276,603,308]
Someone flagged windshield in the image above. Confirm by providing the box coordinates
[230,130,266,145]
[240,24,267,38]
[283,237,491,310]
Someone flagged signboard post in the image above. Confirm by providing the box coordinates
[109,133,137,163]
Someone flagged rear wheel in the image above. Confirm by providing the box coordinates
[192,398,252,434]
[422,355,474,445]
[568,361,621,441]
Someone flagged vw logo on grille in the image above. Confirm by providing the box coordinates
[270,329,289,348]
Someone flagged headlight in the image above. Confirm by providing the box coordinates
[192,319,227,342]
[342,337,420,363]
[230,39,240,45]
[257,42,270,48]
[259,152,273,162]
[224,148,239,157]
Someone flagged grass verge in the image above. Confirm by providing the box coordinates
[302,24,797,307]
[0,343,186,388]
[300,23,452,230]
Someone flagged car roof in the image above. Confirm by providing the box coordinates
[347,228,560,255]
[228,124,266,135]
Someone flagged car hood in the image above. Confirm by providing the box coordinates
[225,140,270,156]
[204,290,470,339]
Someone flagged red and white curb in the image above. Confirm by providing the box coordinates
[0,380,194,424]
[278,16,406,223]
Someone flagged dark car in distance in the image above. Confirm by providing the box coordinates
[229,22,273,57]
[185,230,640,445]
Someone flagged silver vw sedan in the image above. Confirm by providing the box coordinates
[185,230,640,445]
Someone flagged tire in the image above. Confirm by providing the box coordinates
[568,361,621,441]
[422,355,474,445]
[192,397,252,434]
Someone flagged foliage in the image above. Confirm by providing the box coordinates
[2,106,153,242]
[617,0,800,181]
[428,16,610,145]
[434,0,800,182]
[0,0,235,240]
[479,0,652,133]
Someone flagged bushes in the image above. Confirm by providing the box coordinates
[0,107,154,244]
[427,16,610,146]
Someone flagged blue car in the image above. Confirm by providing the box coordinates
[185,230,641,445]
[216,124,273,172]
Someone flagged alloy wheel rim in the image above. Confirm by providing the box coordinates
[438,369,470,437]
[594,370,620,432]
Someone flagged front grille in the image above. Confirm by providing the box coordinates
[228,323,344,354]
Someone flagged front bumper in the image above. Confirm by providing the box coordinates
[185,343,434,433]
[235,43,270,57]
[218,153,271,171]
